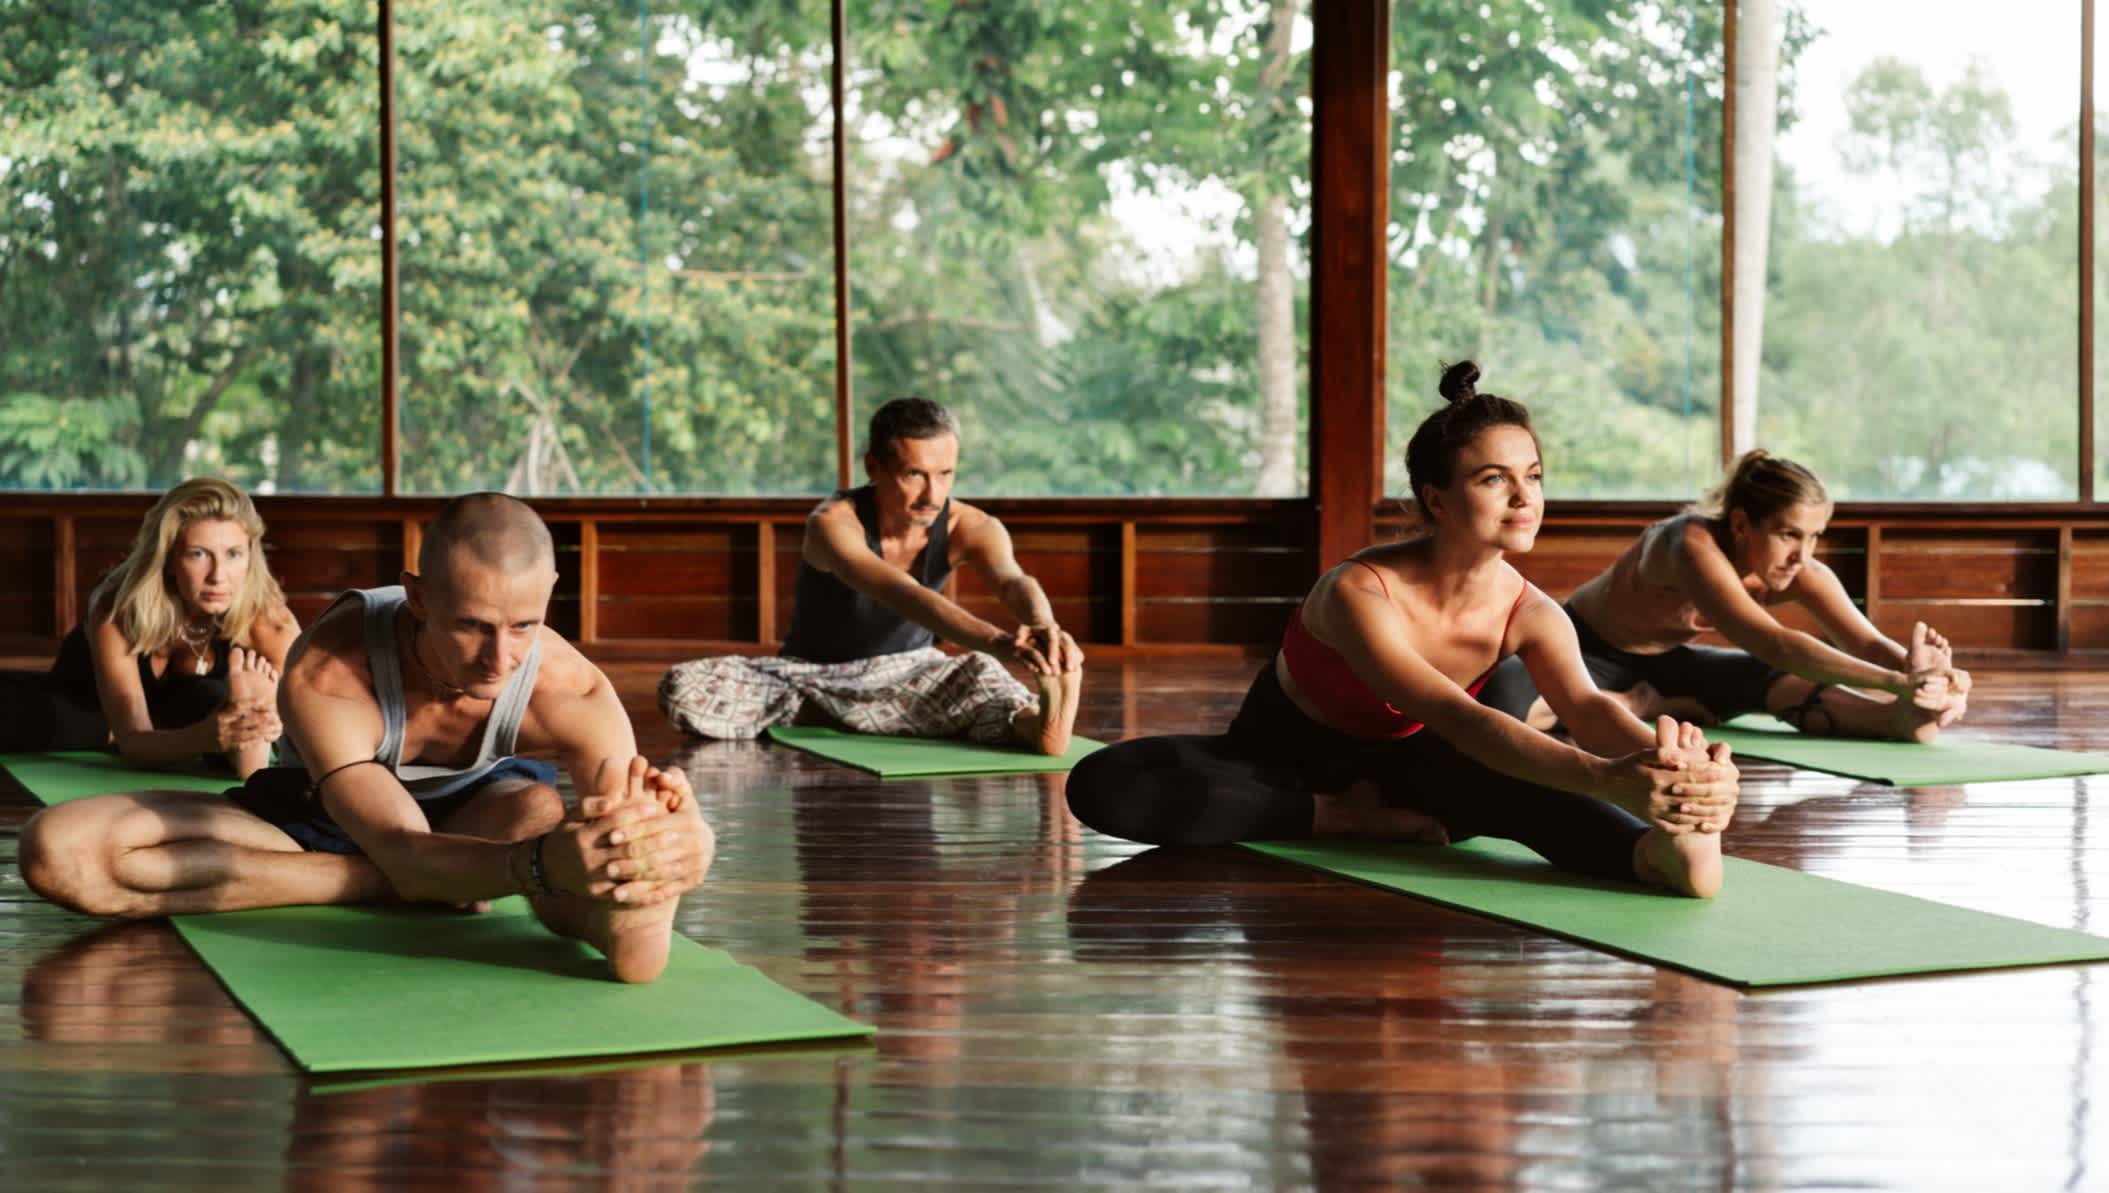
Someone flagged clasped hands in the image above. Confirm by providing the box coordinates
[994,622,1084,676]
[1612,715,1739,835]
[529,757,715,907]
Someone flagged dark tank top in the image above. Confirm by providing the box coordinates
[49,622,230,708]
[780,485,954,663]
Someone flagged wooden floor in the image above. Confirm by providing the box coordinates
[5,655,2109,1191]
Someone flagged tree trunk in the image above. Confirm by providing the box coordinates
[1730,0,1781,455]
[1252,0,1301,497]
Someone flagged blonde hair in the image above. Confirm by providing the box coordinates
[90,477,286,656]
[1693,450,1830,525]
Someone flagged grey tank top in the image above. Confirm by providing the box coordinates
[282,586,543,801]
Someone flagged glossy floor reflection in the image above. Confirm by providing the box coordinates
[3,656,2107,1190]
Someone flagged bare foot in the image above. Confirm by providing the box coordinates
[1892,622,1952,744]
[563,765,715,983]
[1634,827,1723,898]
[1312,779,1450,843]
[1011,668,1080,757]
[225,647,278,706]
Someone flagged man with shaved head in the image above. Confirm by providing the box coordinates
[21,493,714,984]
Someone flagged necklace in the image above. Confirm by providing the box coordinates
[177,622,214,676]
[406,620,466,701]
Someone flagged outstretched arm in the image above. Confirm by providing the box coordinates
[956,507,1080,674]
[1795,563,1970,707]
[1672,525,1918,695]
[1510,599,1656,757]
[1317,573,1731,831]
[802,499,1042,668]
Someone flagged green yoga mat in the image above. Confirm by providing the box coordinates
[3,753,873,1073]
[1707,715,2109,787]
[765,724,1102,777]
[0,750,233,801]
[171,901,872,1073]
[1245,837,2109,987]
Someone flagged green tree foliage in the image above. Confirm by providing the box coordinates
[1759,55,2077,500]
[8,3,2076,503]
[1385,1,1729,500]
[0,0,382,492]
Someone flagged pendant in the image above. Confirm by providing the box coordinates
[196,654,211,676]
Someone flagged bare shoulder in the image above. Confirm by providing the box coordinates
[250,603,300,649]
[1643,514,1717,578]
[284,600,371,698]
[947,498,1003,552]
[1781,555,1843,605]
[528,628,608,704]
[808,488,855,521]
[1501,562,1551,614]
[801,490,862,567]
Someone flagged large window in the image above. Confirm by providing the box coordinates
[1761,1,2079,500]
[845,4,1312,496]
[0,1,382,492]
[1385,2,1723,500]
[396,0,837,496]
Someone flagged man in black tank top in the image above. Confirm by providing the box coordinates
[661,397,1084,754]
[20,495,715,985]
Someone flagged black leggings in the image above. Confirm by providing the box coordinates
[1475,603,1784,725]
[1066,662,1649,882]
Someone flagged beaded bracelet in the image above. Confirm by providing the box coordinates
[527,832,556,896]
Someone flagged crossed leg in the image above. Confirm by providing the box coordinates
[19,791,391,918]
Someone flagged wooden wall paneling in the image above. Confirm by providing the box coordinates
[593,522,757,643]
[1874,603,2055,651]
[401,519,421,583]
[1089,522,1124,645]
[773,523,803,647]
[949,523,1112,643]
[1876,529,2060,601]
[2059,525,2074,650]
[1508,523,1648,599]
[578,520,600,644]
[1864,523,1883,629]
[1132,522,1309,646]
[2071,528,2109,648]
[755,521,776,646]
[6,499,2109,655]
[52,514,75,639]
[0,515,59,647]
[1120,521,1138,647]
[541,520,583,641]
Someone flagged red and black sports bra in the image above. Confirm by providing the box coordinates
[1280,559,1527,739]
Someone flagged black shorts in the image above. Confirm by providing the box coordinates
[225,757,560,855]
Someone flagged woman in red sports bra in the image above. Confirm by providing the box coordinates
[1068,361,1741,898]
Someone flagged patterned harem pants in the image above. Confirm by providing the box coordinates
[658,647,1036,745]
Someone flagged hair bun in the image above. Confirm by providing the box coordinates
[1438,360,1481,404]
